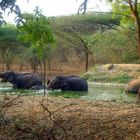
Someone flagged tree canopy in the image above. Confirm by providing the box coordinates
[18,7,55,58]
[0,0,21,25]
[78,0,140,58]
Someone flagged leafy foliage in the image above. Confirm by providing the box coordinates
[0,0,21,25]
[111,0,140,26]
[0,23,19,42]
[18,7,55,59]
[52,13,120,71]
[0,24,25,70]
[0,12,138,72]
[109,0,140,58]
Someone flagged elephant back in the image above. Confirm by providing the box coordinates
[126,79,140,93]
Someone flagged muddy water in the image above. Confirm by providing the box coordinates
[0,82,138,102]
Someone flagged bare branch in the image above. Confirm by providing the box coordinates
[40,103,67,135]
[77,0,88,15]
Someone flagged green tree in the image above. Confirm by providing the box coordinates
[110,0,140,58]
[94,28,138,63]
[0,24,23,70]
[18,7,54,59]
[18,7,55,89]
[61,30,100,72]
[78,0,140,59]
[54,13,119,71]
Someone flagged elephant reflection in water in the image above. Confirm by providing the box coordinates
[0,71,43,90]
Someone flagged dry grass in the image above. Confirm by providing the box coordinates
[0,95,139,140]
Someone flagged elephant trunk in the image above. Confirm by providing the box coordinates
[47,80,54,90]
[0,72,4,78]
[0,72,5,82]
[47,83,51,90]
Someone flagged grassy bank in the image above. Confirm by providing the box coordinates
[82,64,140,84]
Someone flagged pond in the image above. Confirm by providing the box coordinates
[83,83,137,102]
[0,82,138,102]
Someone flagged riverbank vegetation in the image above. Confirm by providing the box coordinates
[0,12,138,76]
[0,2,140,139]
[83,64,140,84]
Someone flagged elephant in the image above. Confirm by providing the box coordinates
[0,71,43,89]
[47,75,88,91]
[125,79,140,93]
[125,79,140,99]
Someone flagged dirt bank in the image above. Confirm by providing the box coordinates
[0,95,139,140]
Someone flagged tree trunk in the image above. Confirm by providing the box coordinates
[136,19,140,59]
[85,47,89,72]
[1,49,5,71]
[6,64,10,71]
[43,60,46,96]
[47,58,51,75]
[19,64,23,71]
[129,0,140,59]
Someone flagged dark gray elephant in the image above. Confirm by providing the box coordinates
[47,75,88,91]
[0,71,43,89]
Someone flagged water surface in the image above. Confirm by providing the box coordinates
[0,82,137,102]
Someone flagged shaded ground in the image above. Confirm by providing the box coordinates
[0,95,140,140]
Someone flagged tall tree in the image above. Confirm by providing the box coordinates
[54,13,118,71]
[18,7,54,59]
[0,24,22,70]
[18,7,55,90]
[110,0,140,58]
[78,0,140,58]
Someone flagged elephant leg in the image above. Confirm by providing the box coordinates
[12,83,17,89]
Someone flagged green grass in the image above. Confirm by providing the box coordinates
[49,91,87,98]
[112,74,133,83]
[0,88,38,96]
[83,73,133,83]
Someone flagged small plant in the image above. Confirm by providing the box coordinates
[113,74,133,83]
